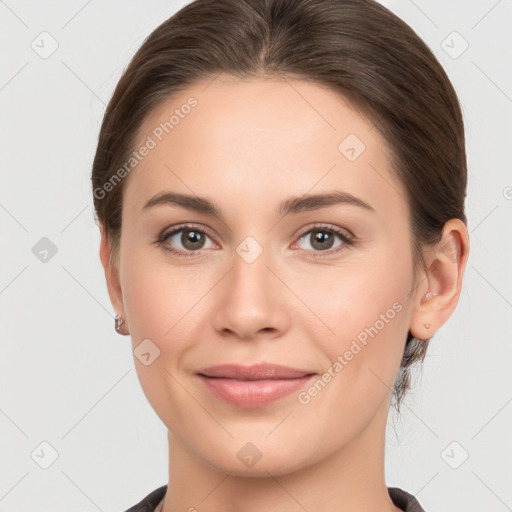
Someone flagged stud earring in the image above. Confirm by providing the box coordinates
[115,314,130,335]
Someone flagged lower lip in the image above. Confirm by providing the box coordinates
[197,375,315,407]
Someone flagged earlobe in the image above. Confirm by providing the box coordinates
[409,219,470,341]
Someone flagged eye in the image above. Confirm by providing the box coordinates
[294,225,354,256]
[156,224,216,256]
[155,223,355,258]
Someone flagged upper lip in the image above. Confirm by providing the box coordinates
[196,363,316,380]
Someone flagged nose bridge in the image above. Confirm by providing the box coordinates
[230,234,274,304]
[213,232,288,338]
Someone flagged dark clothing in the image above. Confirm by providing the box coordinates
[123,484,427,511]
[124,485,166,512]
[388,486,428,511]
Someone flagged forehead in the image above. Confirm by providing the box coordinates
[124,74,406,220]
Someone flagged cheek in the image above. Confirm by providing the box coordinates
[120,246,216,376]
[119,247,206,426]
[120,242,191,337]
[295,250,412,394]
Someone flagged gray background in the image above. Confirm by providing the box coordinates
[0,0,511,511]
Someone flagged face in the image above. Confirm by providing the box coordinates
[107,74,422,475]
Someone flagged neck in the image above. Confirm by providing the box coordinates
[161,398,401,512]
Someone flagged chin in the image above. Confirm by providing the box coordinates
[194,436,318,478]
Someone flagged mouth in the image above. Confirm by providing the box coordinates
[196,363,316,407]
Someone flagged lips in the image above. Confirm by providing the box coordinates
[196,363,316,407]
[197,363,314,380]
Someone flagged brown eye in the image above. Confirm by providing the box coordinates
[309,229,336,251]
[159,225,216,255]
[180,228,206,250]
[295,226,353,255]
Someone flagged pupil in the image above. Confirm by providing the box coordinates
[184,230,203,249]
[313,230,333,250]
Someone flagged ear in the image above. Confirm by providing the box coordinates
[99,222,125,317]
[409,218,470,341]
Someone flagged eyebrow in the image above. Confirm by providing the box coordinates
[141,190,376,219]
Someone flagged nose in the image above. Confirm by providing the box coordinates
[211,243,290,341]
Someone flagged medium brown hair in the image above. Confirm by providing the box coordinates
[91,0,468,413]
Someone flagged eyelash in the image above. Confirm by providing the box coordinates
[155,223,355,259]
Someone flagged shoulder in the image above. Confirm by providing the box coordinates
[122,485,167,512]
[388,486,428,512]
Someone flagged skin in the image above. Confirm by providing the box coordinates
[99,74,469,512]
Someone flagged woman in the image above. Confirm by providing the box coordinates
[91,0,470,510]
